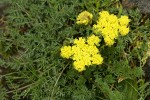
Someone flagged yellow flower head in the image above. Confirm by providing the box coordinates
[87,45,99,55]
[60,35,103,72]
[76,11,93,25]
[104,36,115,46]
[87,35,100,46]
[73,61,86,72]
[91,54,103,65]
[99,11,109,19]
[119,26,129,36]
[93,11,130,46]
[60,46,72,59]
[74,37,86,46]
[93,11,119,46]
[119,16,130,26]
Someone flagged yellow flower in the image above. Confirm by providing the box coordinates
[76,11,93,25]
[104,36,115,46]
[87,45,99,55]
[119,16,130,26]
[99,11,109,19]
[91,54,103,65]
[81,53,92,66]
[74,37,86,46]
[60,46,72,59]
[60,35,103,72]
[108,14,118,24]
[73,61,86,72]
[93,11,130,46]
[119,26,129,36]
[72,45,80,55]
[87,35,100,46]
[93,11,119,46]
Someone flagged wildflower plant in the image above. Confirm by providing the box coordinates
[93,11,130,46]
[61,35,103,72]
[76,11,93,25]
[0,0,150,100]
[61,10,130,72]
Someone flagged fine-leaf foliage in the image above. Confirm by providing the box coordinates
[0,0,149,100]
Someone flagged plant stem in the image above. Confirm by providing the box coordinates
[50,62,70,99]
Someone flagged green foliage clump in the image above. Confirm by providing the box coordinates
[0,0,150,100]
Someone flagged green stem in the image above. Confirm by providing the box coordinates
[50,62,70,99]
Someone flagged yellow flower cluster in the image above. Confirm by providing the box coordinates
[60,46,72,59]
[60,35,103,72]
[118,16,130,36]
[93,11,130,46]
[76,11,93,25]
